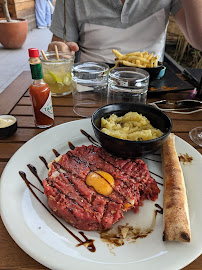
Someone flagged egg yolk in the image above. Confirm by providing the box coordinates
[86,170,115,196]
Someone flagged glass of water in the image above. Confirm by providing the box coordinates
[71,62,109,117]
[108,67,149,104]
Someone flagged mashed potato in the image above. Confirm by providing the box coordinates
[101,112,163,141]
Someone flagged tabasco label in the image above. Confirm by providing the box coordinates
[40,92,54,120]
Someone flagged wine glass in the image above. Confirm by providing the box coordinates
[189,127,202,147]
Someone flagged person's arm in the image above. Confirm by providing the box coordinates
[174,0,202,50]
[47,35,79,54]
[48,0,79,54]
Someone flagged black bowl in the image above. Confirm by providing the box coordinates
[143,62,166,81]
[91,103,172,158]
[0,115,17,138]
[119,62,166,81]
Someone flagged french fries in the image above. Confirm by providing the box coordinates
[112,49,159,68]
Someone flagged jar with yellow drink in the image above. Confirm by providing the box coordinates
[41,52,75,97]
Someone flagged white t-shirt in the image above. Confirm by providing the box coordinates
[50,0,182,63]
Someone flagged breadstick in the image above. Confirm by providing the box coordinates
[162,133,191,242]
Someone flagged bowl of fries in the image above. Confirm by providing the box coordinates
[112,49,166,81]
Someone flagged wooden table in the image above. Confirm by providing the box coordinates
[0,71,201,270]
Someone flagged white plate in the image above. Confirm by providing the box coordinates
[0,119,202,270]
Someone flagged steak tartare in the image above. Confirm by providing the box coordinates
[43,145,160,231]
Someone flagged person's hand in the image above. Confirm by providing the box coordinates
[47,41,79,54]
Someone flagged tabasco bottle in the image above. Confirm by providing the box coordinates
[28,48,54,128]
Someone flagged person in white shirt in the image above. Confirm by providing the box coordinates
[48,0,202,63]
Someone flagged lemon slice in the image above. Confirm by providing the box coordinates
[48,71,63,83]
[43,73,56,84]
[63,73,72,86]
[57,82,64,90]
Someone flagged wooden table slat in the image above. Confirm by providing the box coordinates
[0,143,24,160]
[0,71,32,115]
[171,120,202,132]
[13,115,81,128]
[24,91,73,98]
[11,104,103,117]
[18,96,74,106]
[0,162,7,176]
[165,111,202,120]
[0,128,43,143]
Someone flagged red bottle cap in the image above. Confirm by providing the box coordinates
[28,48,39,57]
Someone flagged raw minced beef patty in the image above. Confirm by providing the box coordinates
[43,145,160,231]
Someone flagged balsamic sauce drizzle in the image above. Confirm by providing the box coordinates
[144,157,162,163]
[27,164,43,187]
[156,182,163,186]
[78,232,95,252]
[20,172,44,194]
[52,149,60,157]
[19,170,96,252]
[68,142,75,150]
[39,156,49,169]
[149,171,163,179]
[149,171,163,186]
[80,129,100,147]
[155,204,163,215]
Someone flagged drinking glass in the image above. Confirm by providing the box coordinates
[41,52,75,97]
[107,67,149,104]
[71,62,109,117]
[189,127,202,147]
